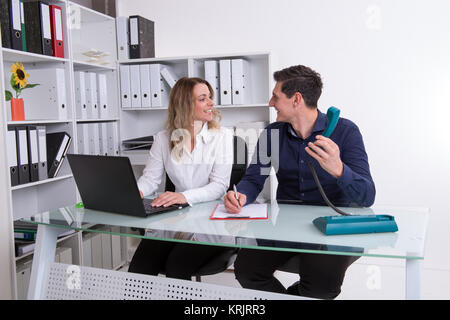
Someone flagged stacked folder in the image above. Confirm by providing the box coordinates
[122,135,154,151]
[0,0,65,58]
[7,126,71,186]
[77,122,119,156]
[205,58,251,106]
[116,15,154,60]
[74,71,110,120]
[82,227,123,270]
[19,67,67,121]
[120,64,178,108]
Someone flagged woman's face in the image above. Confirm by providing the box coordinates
[193,83,214,123]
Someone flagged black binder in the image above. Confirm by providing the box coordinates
[0,0,12,48]
[26,126,39,182]
[15,126,30,184]
[9,0,23,50]
[7,129,19,186]
[24,1,52,56]
[46,132,71,178]
[129,15,155,59]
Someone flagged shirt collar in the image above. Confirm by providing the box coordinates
[197,122,212,144]
[312,109,327,133]
[287,109,327,138]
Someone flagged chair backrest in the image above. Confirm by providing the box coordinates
[228,135,248,191]
[165,135,248,192]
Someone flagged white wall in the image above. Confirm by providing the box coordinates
[118,0,450,298]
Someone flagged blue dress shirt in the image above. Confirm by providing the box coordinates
[237,109,376,207]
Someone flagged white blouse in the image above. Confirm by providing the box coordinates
[137,123,234,205]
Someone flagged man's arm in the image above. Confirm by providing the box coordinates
[336,126,376,207]
[236,129,273,205]
[225,128,273,213]
[306,125,375,207]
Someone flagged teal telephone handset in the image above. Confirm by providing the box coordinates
[322,106,340,138]
[310,107,398,235]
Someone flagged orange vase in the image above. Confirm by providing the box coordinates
[11,98,25,121]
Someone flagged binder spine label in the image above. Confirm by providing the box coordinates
[41,3,51,38]
[12,0,21,31]
[130,18,138,45]
[55,8,63,40]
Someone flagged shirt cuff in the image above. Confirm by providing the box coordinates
[137,181,150,197]
[180,190,195,207]
[336,163,353,188]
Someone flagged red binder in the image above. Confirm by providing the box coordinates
[49,5,64,58]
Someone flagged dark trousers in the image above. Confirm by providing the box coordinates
[128,239,229,280]
[234,248,359,299]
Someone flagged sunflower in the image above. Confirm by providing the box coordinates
[5,62,39,101]
[11,62,30,88]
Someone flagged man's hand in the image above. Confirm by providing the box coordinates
[224,190,247,213]
[151,192,187,207]
[305,135,344,178]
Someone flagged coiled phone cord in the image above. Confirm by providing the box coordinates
[308,160,351,216]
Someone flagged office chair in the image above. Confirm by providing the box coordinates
[164,135,248,281]
[165,135,248,192]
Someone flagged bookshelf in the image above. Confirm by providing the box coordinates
[118,52,274,159]
[0,0,125,299]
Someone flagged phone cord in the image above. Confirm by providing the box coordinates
[308,161,351,216]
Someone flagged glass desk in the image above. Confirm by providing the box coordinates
[22,201,428,299]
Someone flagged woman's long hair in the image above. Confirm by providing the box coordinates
[165,77,221,159]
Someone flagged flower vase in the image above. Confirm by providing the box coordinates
[11,98,25,121]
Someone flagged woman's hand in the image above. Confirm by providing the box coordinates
[151,192,187,207]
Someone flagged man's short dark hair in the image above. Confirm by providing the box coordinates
[273,65,323,108]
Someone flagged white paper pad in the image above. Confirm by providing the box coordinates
[210,203,268,220]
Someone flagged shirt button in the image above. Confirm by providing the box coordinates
[301,193,305,197]
[300,160,304,164]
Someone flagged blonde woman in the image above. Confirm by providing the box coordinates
[128,77,233,279]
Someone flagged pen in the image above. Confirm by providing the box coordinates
[233,184,241,209]
[225,216,250,219]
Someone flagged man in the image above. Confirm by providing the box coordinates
[224,65,375,299]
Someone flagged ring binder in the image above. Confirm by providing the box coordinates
[46,132,72,178]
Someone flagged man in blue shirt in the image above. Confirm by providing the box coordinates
[224,65,375,299]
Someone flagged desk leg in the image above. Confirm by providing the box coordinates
[27,225,60,300]
[405,259,422,300]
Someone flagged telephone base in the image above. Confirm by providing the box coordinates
[313,214,398,235]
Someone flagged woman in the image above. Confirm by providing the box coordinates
[128,77,233,279]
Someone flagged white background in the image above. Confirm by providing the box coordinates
[117,0,450,299]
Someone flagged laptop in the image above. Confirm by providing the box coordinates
[66,154,188,217]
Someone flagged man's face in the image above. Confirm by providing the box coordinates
[269,82,295,122]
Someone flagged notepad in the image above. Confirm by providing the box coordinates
[210,203,268,220]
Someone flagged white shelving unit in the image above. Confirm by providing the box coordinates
[0,1,126,299]
[118,52,274,162]
[1,1,275,300]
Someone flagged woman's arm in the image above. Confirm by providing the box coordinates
[137,132,166,197]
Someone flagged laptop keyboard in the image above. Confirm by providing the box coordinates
[142,198,183,215]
